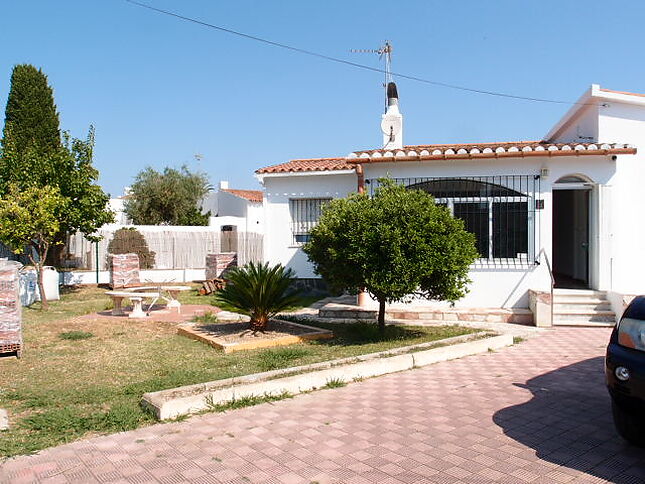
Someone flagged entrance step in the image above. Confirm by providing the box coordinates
[551,320,615,328]
[554,302,612,311]
[551,289,615,326]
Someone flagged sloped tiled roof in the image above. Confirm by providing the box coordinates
[255,157,354,174]
[255,141,636,175]
[221,188,263,203]
[348,141,636,163]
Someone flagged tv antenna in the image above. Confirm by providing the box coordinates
[351,41,393,111]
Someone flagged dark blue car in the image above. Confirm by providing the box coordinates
[606,295,645,446]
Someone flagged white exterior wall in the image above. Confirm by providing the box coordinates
[597,103,645,295]
[549,95,645,297]
[205,190,264,234]
[262,172,357,278]
[362,156,617,308]
[108,198,131,225]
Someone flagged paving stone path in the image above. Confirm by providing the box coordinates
[2,327,645,483]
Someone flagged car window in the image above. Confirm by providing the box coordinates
[618,317,645,351]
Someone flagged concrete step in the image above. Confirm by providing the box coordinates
[553,302,612,311]
[553,296,608,304]
[553,309,615,324]
[553,289,607,297]
[553,320,616,328]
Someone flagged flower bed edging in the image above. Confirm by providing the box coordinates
[141,332,513,420]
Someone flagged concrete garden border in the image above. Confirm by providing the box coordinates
[177,319,333,353]
[142,328,513,420]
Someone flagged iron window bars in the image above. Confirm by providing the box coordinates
[289,198,332,245]
[367,175,540,267]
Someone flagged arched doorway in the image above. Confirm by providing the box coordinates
[552,175,592,288]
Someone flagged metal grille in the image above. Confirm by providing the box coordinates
[367,175,540,267]
[289,198,331,245]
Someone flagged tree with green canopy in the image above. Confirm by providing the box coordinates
[0,64,114,269]
[303,179,479,332]
[124,166,211,225]
[0,185,67,310]
[2,64,61,156]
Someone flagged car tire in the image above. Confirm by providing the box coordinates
[612,399,645,447]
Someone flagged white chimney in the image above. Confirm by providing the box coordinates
[381,82,403,150]
[219,180,229,190]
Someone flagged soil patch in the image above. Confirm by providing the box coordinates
[178,319,333,352]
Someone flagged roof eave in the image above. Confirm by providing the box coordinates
[256,169,357,178]
[346,147,636,165]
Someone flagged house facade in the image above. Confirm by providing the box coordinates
[256,84,643,317]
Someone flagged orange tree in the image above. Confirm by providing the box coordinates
[303,179,478,332]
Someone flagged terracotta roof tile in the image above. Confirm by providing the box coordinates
[348,141,636,163]
[256,141,636,175]
[256,157,354,175]
[221,188,263,203]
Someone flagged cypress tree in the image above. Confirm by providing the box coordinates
[2,64,61,156]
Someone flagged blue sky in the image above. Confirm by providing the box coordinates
[1,0,643,196]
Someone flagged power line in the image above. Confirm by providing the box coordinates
[124,0,585,106]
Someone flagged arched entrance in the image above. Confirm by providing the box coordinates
[552,175,592,288]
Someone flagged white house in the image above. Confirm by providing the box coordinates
[256,83,645,324]
[203,181,264,237]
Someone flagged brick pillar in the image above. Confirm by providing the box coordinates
[0,260,22,356]
[109,253,141,289]
[205,253,238,279]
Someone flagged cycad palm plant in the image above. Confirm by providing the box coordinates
[214,262,303,333]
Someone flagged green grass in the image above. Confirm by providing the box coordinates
[205,391,293,412]
[0,285,476,458]
[324,378,346,389]
[58,331,94,341]
[192,311,219,324]
[256,347,312,371]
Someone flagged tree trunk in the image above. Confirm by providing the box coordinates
[36,263,48,310]
[30,242,49,310]
[250,316,268,334]
[377,298,386,333]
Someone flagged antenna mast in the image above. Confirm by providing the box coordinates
[351,40,393,112]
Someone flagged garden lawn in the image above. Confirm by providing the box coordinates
[0,285,477,458]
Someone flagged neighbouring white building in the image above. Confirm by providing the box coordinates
[255,83,645,323]
[203,181,264,238]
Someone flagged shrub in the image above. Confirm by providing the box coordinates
[214,262,303,333]
[107,227,155,269]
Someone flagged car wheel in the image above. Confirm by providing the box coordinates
[612,400,645,447]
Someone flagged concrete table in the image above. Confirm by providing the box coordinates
[105,291,161,318]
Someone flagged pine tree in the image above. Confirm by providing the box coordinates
[2,64,61,156]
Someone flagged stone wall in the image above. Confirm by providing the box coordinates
[205,253,237,279]
[109,253,141,289]
[0,260,22,355]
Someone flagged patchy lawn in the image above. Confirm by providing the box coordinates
[0,285,476,458]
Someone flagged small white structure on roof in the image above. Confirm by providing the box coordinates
[255,83,645,323]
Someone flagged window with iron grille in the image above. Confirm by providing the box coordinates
[367,175,539,266]
[289,198,331,245]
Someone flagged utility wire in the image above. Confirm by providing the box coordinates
[124,0,586,106]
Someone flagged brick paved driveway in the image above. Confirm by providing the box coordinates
[2,327,644,483]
